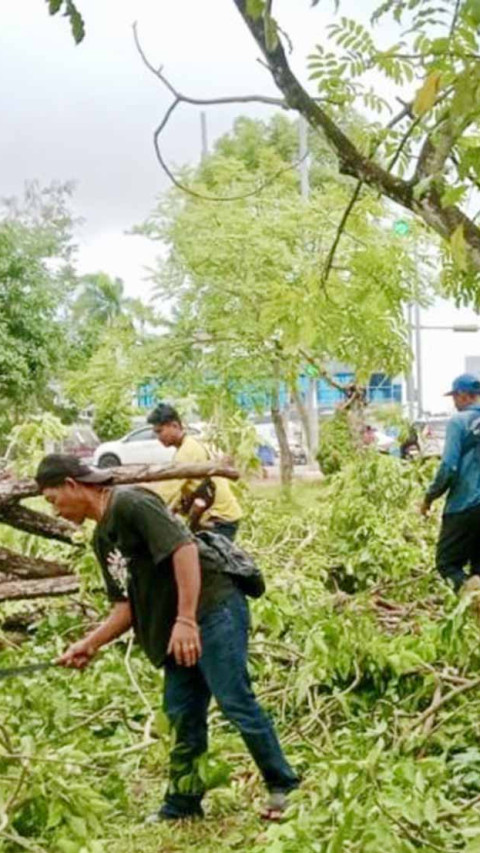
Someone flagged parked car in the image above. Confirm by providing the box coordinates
[93,425,175,468]
[48,423,100,464]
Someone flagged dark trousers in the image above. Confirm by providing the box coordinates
[436,503,480,591]
[162,590,298,817]
[211,519,239,541]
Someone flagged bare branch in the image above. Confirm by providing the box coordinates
[322,179,363,285]
[133,22,335,203]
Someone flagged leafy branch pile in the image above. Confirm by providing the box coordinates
[2,456,480,852]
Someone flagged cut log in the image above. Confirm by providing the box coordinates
[0,547,72,579]
[1,504,78,544]
[0,574,79,601]
[0,462,240,505]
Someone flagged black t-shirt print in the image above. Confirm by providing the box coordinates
[92,486,233,667]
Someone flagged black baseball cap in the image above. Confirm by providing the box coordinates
[35,454,114,489]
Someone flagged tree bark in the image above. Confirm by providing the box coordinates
[0,547,72,579]
[0,462,239,505]
[1,504,78,544]
[291,385,313,464]
[0,575,80,602]
[271,386,293,488]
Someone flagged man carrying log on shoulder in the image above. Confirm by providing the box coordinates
[146,404,242,540]
[421,374,480,610]
[35,454,298,822]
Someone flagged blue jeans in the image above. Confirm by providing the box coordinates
[162,590,298,817]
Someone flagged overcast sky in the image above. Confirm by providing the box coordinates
[2,0,479,413]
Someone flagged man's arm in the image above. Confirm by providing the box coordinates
[422,419,463,513]
[57,601,133,668]
[167,541,202,668]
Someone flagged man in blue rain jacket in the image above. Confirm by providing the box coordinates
[421,374,480,596]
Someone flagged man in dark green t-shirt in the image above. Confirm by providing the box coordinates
[35,454,298,821]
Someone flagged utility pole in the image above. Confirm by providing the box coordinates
[298,117,319,459]
[406,303,415,421]
[414,302,423,419]
[200,112,208,161]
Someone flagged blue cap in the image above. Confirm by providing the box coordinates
[445,373,480,396]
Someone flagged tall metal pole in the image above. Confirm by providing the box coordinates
[414,302,423,418]
[298,117,318,458]
[406,303,415,421]
[299,116,309,201]
[200,112,208,161]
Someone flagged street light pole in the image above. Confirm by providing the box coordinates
[406,303,415,421]
[414,302,423,418]
[298,116,319,458]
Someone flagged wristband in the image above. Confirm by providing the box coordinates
[176,616,198,629]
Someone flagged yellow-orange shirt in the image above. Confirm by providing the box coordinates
[150,435,242,523]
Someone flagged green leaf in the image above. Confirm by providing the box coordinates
[441,185,467,208]
[66,1,85,44]
[465,0,480,26]
[429,37,449,55]
[413,71,441,116]
[47,0,62,13]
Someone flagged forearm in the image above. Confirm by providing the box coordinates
[83,601,133,651]
[172,542,201,621]
[425,464,456,505]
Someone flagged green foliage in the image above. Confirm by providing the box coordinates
[44,0,85,43]
[140,116,421,423]
[93,390,132,442]
[316,410,356,474]
[0,183,77,444]
[3,413,68,475]
[2,458,480,852]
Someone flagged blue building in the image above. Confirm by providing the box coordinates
[135,369,402,414]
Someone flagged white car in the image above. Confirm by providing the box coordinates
[93,425,176,469]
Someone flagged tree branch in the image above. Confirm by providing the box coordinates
[0,462,240,506]
[0,504,78,544]
[322,179,363,285]
[232,0,413,206]
[0,548,72,580]
[232,0,480,271]
[0,575,79,602]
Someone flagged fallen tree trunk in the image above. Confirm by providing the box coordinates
[0,547,72,580]
[0,575,80,601]
[1,504,78,544]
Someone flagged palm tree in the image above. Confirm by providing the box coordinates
[73,272,125,327]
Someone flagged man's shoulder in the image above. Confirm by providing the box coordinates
[110,486,166,515]
[448,411,470,429]
[452,407,480,428]
[179,435,209,460]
